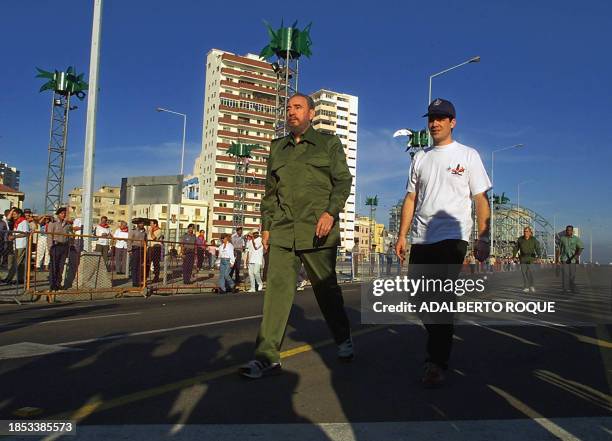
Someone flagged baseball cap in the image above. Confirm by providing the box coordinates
[423,98,456,118]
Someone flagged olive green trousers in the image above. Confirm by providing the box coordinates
[254,245,351,363]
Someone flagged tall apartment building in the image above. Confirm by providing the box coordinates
[198,49,277,239]
[0,162,20,191]
[311,89,358,252]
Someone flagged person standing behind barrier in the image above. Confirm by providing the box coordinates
[94,216,112,268]
[246,230,264,292]
[180,224,197,284]
[218,234,236,293]
[207,239,218,269]
[46,208,72,291]
[128,219,147,288]
[229,227,245,284]
[513,226,541,293]
[556,225,584,294]
[36,215,51,271]
[196,230,207,272]
[113,221,129,275]
[3,208,30,285]
[147,219,163,282]
[0,211,10,268]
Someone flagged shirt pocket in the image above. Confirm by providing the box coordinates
[305,155,332,188]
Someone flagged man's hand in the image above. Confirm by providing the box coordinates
[475,239,490,262]
[315,212,334,238]
[262,231,270,252]
[395,237,407,264]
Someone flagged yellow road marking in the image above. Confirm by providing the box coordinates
[488,385,580,441]
[47,325,386,422]
[471,322,541,347]
[534,369,612,412]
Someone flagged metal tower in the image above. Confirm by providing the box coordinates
[228,143,258,228]
[261,21,312,138]
[36,67,87,213]
[365,196,378,255]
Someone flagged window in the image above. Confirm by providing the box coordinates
[220,189,228,195]
[218,177,228,182]
[195,209,201,216]
[162,206,167,214]
[218,215,227,221]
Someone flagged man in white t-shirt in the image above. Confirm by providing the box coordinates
[246,230,264,292]
[94,216,112,268]
[395,98,491,387]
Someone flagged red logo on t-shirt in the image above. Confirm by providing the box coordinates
[450,164,465,176]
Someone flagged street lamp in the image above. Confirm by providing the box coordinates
[428,56,480,108]
[427,56,480,146]
[156,107,187,241]
[490,143,524,254]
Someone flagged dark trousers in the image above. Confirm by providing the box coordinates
[149,246,161,280]
[229,249,243,282]
[196,248,205,270]
[409,239,468,370]
[114,248,127,274]
[183,251,194,284]
[255,246,351,363]
[49,243,69,290]
[130,247,144,287]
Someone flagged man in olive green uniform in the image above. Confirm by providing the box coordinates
[513,226,542,292]
[240,93,353,379]
[556,225,583,293]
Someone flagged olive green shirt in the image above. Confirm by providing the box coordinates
[262,126,353,250]
[513,236,541,263]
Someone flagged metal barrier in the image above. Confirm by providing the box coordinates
[27,231,147,301]
[0,230,29,304]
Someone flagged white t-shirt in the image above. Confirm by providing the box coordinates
[15,219,31,249]
[113,229,129,249]
[407,141,491,245]
[95,224,111,246]
[219,242,235,265]
[246,237,264,265]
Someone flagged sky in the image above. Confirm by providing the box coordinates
[1,0,612,261]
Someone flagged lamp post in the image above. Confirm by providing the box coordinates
[156,107,186,241]
[427,56,480,144]
[490,143,524,254]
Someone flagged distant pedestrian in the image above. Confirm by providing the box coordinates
[46,207,72,291]
[468,252,477,274]
[113,221,129,275]
[0,210,11,268]
[513,226,542,293]
[229,227,245,284]
[218,234,236,293]
[147,219,163,282]
[3,208,30,285]
[180,224,197,284]
[196,230,207,271]
[95,216,112,268]
[128,219,147,287]
[556,225,584,294]
[207,240,218,269]
[36,215,52,271]
[246,230,264,292]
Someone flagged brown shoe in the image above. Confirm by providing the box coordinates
[422,362,445,388]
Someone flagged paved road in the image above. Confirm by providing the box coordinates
[0,270,611,440]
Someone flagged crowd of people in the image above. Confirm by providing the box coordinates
[0,206,271,294]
